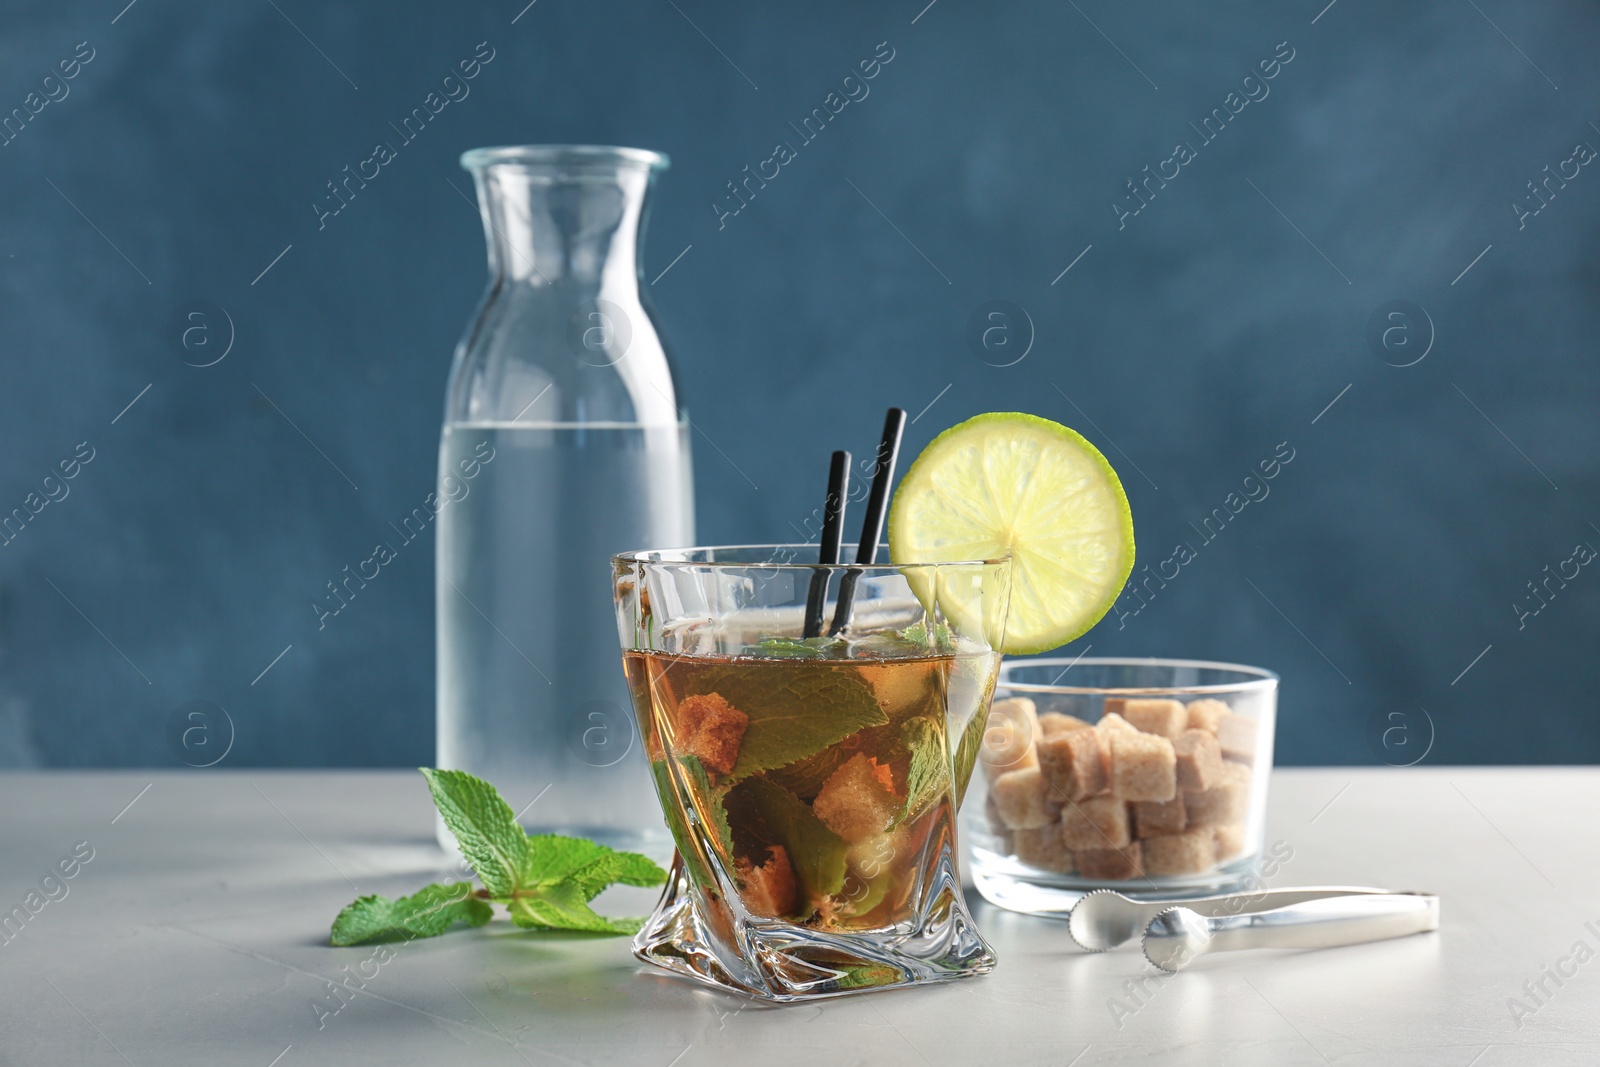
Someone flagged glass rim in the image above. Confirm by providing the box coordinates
[612,543,1011,572]
[999,656,1279,695]
[460,144,669,171]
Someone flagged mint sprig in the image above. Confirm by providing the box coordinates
[421,768,528,898]
[331,882,492,945]
[328,769,666,946]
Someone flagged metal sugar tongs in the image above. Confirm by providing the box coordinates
[1067,885,1440,972]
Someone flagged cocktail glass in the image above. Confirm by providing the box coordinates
[612,545,1012,1000]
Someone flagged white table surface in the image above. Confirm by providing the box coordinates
[1,768,1594,1066]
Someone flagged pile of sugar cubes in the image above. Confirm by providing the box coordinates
[980,696,1257,880]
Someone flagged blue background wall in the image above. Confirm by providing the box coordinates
[1,0,1596,768]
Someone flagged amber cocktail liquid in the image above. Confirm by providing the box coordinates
[614,548,1011,1000]
[629,648,992,928]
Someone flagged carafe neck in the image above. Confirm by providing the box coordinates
[465,147,665,292]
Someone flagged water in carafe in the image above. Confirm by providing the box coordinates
[437,146,693,855]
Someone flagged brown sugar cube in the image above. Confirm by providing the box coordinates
[982,792,1016,853]
[1094,712,1136,780]
[1097,711,1138,736]
[1143,829,1218,876]
[1185,698,1229,734]
[676,692,750,775]
[1133,794,1187,838]
[1036,727,1107,802]
[1174,728,1223,792]
[1013,824,1075,873]
[1060,795,1131,850]
[984,790,1007,834]
[1075,841,1143,881]
[813,754,900,843]
[1222,759,1251,792]
[1123,698,1187,739]
[1217,712,1259,764]
[1101,697,1128,719]
[980,697,1040,783]
[980,736,1038,784]
[1213,823,1247,862]
[1184,761,1252,828]
[735,845,800,917]
[1039,712,1092,736]
[990,767,1054,830]
[1107,730,1177,802]
[993,695,1037,719]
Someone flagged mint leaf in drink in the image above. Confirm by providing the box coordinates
[744,635,848,659]
[675,755,734,857]
[838,866,893,919]
[858,659,939,724]
[842,631,931,660]
[951,694,989,805]
[686,666,888,781]
[833,961,901,991]
[330,882,491,946]
[736,776,848,902]
[898,717,949,823]
[948,657,998,805]
[762,739,859,801]
[895,619,954,652]
[420,768,529,897]
[652,758,718,890]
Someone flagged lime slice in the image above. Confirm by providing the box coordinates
[888,412,1135,655]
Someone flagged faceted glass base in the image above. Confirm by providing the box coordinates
[633,850,996,1001]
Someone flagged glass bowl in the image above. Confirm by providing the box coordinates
[965,658,1277,914]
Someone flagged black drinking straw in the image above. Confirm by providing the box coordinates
[829,407,907,635]
[802,450,851,638]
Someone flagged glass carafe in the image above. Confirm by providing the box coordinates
[437,145,694,855]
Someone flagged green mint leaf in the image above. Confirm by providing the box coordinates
[949,662,999,805]
[842,632,933,660]
[837,864,894,918]
[325,773,660,945]
[675,755,734,857]
[761,740,860,801]
[651,759,718,891]
[951,700,988,807]
[614,850,669,887]
[895,620,953,652]
[898,717,949,823]
[329,882,491,946]
[743,635,848,659]
[507,881,643,935]
[564,852,628,901]
[520,835,667,901]
[684,666,888,781]
[832,961,902,991]
[419,768,528,898]
[736,776,848,902]
[521,834,611,886]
